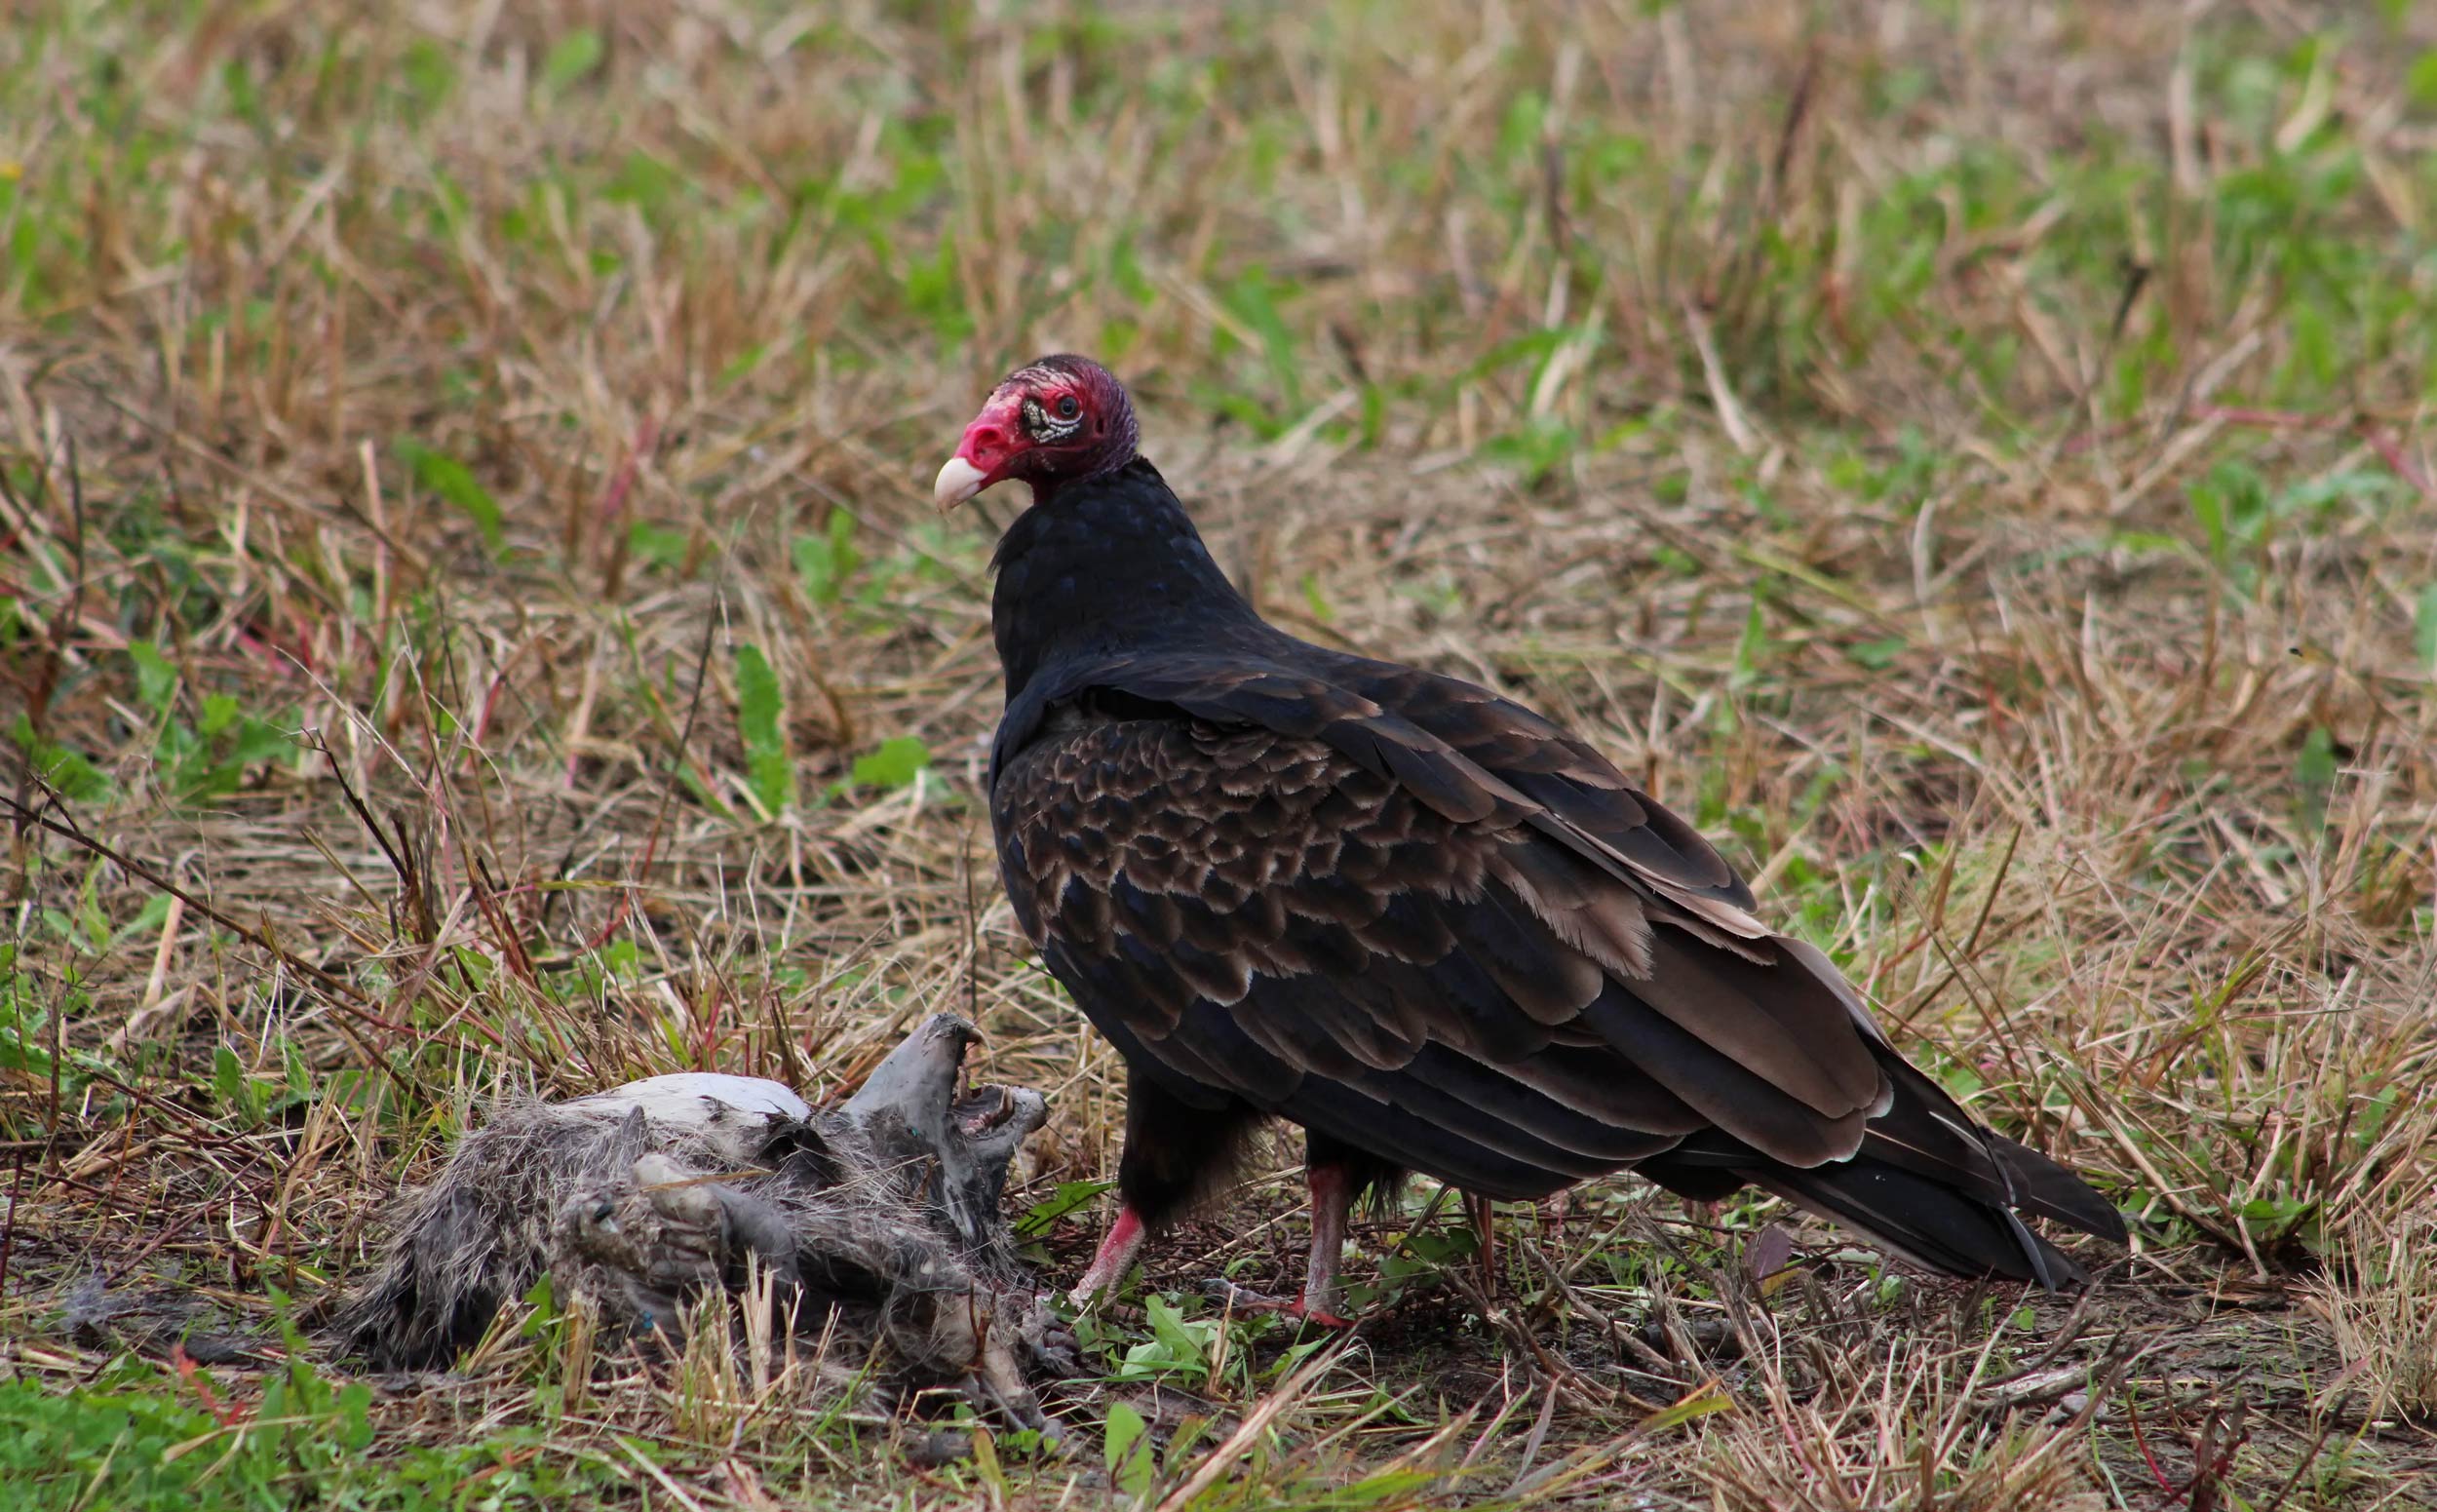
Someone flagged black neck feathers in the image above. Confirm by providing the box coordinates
[989,458,1261,701]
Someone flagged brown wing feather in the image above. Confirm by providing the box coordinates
[1325,659,1758,907]
[1105,653,1773,939]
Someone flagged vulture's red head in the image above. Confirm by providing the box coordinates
[934,354,1139,510]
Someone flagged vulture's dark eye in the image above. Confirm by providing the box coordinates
[1055,394,1081,420]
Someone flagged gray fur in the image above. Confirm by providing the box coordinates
[334,1015,1067,1430]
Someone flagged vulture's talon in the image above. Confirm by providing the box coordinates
[1202,1279,1355,1330]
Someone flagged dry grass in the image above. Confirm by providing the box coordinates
[3,0,2435,1506]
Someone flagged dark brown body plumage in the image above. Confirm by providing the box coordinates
[994,652,2122,1287]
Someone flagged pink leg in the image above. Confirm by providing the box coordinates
[1300,1162,1353,1322]
[1207,1162,1356,1328]
[1537,1188,1569,1237]
[1070,1204,1145,1306]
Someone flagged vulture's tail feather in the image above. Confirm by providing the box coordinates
[1636,1134,2114,1291]
[1744,1157,2088,1290]
[1987,1133,2130,1243]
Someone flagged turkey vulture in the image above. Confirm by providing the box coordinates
[939,355,2123,1322]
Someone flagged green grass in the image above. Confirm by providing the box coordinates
[0,1348,630,1511]
[4,0,2436,1506]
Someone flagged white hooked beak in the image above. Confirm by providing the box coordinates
[933,455,989,512]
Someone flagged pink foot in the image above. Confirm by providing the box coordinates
[1203,1278,1356,1329]
[1070,1206,1146,1306]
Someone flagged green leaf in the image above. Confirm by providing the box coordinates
[9,716,111,803]
[2414,583,2437,672]
[396,440,503,551]
[1144,1295,1212,1368]
[399,38,456,117]
[793,512,861,605]
[540,29,604,93]
[1108,233,1156,303]
[109,894,174,950]
[213,1043,255,1122]
[675,756,733,820]
[2282,300,2335,395]
[1477,414,1579,485]
[1016,1180,1114,1238]
[902,237,973,342]
[2294,725,2336,837]
[2107,530,2187,558]
[1103,1400,1154,1495]
[1843,635,1909,671]
[520,1272,561,1337]
[628,521,691,572]
[606,150,681,209]
[128,640,177,711]
[849,735,929,792]
[1728,600,1768,690]
[227,717,295,768]
[2408,50,2437,110]
[337,1380,375,1452]
[1638,1383,1734,1432]
[733,644,795,818]
[2188,475,2226,562]
[1358,382,1386,447]
[1298,571,1335,625]
[2356,1085,2399,1147]
[1220,268,1303,413]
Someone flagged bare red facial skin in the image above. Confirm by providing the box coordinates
[933,355,1137,510]
[947,391,1029,486]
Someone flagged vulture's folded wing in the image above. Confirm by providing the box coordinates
[992,708,1892,1196]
